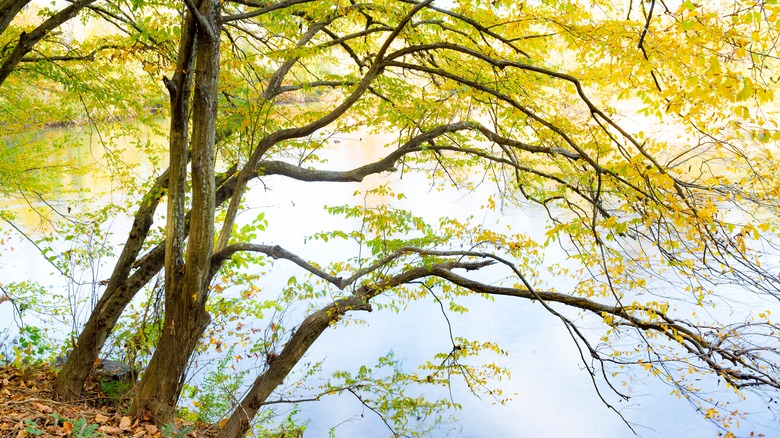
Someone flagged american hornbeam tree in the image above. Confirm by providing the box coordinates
[0,0,170,206]
[0,0,175,348]
[0,0,108,197]
[3,0,780,436]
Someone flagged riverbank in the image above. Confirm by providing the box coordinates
[0,364,215,437]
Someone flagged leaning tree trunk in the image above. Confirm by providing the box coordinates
[215,261,462,437]
[53,1,199,403]
[53,188,166,401]
[217,296,371,438]
[130,0,221,422]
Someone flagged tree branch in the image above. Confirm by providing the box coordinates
[20,44,125,62]
[0,0,98,86]
[215,5,423,253]
[429,265,780,390]
[182,0,216,41]
[217,258,493,437]
[221,0,315,23]
[0,0,31,36]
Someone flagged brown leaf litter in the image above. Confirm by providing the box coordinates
[0,365,218,437]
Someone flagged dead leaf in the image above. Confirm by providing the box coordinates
[98,425,123,434]
[144,424,158,434]
[62,422,73,434]
[94,414,109,423]
[32,402,52,414]
[119,416,132,430]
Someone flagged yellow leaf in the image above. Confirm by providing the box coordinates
[734,106,750,119]
[736,82,753,101]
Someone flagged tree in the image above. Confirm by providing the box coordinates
[0,0,170,209]
[3,0,780,436]
[0,0,99,198]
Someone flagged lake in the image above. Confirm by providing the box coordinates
[1,123,779,437]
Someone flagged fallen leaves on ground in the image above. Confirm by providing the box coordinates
[0,365,218,437]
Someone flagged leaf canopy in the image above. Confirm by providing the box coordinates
[3,0,780,436]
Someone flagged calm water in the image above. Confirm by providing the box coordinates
[1,127,779,437]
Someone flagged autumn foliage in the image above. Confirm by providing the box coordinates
[2,0,780,437]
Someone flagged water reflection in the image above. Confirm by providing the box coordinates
[0,120,167,229]
[242,131,780,437]
[1,126,779,437]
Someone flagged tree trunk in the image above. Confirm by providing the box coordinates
[53,3,199,402]
[54,200,166,401]
[217,297,371,438]
[54,143,239,402]
[130,281,211,420]
[130,0,221,421]
[216,265,452,437]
